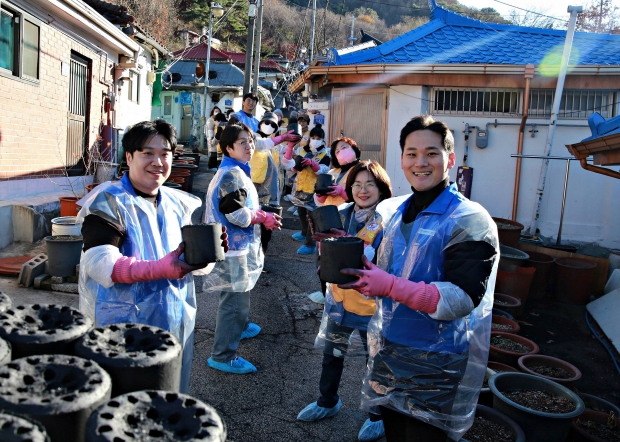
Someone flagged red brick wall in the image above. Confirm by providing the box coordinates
[0,23,111,180]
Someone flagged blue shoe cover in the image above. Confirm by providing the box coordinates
[291,232,305,242]
[358,419,385,442]
[296,245,317,255]
[207,356,257,374]
[241,322,261,340]
[297,400,342,421]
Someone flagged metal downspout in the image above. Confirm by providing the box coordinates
[512,64,534,221]
[579,159,620,179]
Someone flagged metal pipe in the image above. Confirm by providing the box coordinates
[251,0,263,96]
[512,72,532,221]
[557,160,571,245]
[529,5,583,236]
[579,158,620,179]
[309,0,317,62]
[200,4,216,152]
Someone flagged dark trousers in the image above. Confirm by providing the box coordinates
[297,206,315,247]
[317,319,380,421]
[208,152,218,169]
[380,406,447,442]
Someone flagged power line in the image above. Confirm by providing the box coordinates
[493,0,569,23]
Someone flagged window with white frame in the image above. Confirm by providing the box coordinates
[432,88,521,116]
[0,4,40,81]
[529,89,620,119]
[128,70,139,103]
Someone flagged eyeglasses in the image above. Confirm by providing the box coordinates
[351,182,377,191]
[234,137,255,148]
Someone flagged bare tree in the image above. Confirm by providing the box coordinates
[507,8,558,29]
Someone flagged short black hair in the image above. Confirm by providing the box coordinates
[309,123,324,139]
[210,106,221,117]
[243,92,258,103]
[214,112,227,122]
[220,123,252,157]
[399,115,454,153]
[122,119,176,156]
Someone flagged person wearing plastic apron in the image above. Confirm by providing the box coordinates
[299,161,405,442]
[203,122,282,374]
[250,112,300,252]
[235,92,259,133]
[341,116,499,442]
[282,123,331,255]
[77,120,225,393]
[206,106,221,170]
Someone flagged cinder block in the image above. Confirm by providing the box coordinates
[66,276,78,283]
[17,254,48,288]
[50,283,79,294]
[40,278,53,291]
[50,276,65,284]
[34,273,51,289]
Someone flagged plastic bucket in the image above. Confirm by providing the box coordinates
[51,217,82,236]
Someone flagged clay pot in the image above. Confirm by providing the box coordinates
[495,267,536,316]
[182,152,201,167]
[85,183,100,193]
[0,410,51,441]
[75,323,183,397]
[492,315,520,334]
[85,390,226,442]
[554,258,597,305]
[45,235,83,277]
[499,245,530,272]
[462,404,525,442]
[489,331,539,367]
[479,364,520,407]
[311,205,344,233]
[493,217,524,247]
[59,196,80,217]
[319,237,364,285]
[0,304,93,359]
[489,372,584,442]
[0,354,112,442]
[518,354,582,389]
[162,182,182,189]
[171,164,198,192]
[569,410,619,442]
[315,174,334,195]
[261,204,283,216]
[577,393,620,417]
[181,224,226,266]
[493,308,514,320]
[493,293,522,318]
[488,361,521,374]
[524,251,556,300]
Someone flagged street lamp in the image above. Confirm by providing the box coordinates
[200,2,224,152]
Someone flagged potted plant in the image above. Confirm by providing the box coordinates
[479,363,520,407]
[569,410,619,442]
[489,332,539,367]
[492,315,520,334]
[493,217,524,247]
[493,293,522,318]
[578,393,620,417]
[45,235,83,278]
[518,354,582,388]
[489,372,585,442]
[462,404,525,442]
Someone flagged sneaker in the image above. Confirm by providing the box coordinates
[291,232,305,242]
[297,400,343,421]
[287,206,297,213]
[283,195,291,202]
[293,210,298,216]
[241,322,261,340]
[358,419,385,442]
[296,245,316,255]
[207,356,257,374]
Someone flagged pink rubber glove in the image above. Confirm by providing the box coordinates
[302,158,320,172]
[111,243,202,283]
[327,184,347,200]
[272,130,301,145]
[340,256,440,313]
[312,228,347,242]
[250,209,267,224]
[250,210,282,230]
[284,142,296,160]
[315,194,328,204]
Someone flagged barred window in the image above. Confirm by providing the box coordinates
[432,88,521,116]
[529,89,620,119]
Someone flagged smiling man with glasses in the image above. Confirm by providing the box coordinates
[202,122,283,374]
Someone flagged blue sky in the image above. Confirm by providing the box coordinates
[457,0,587,21]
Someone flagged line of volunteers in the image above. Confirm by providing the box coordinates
[77,93,499,442]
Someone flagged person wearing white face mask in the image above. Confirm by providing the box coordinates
[249,112,300,252]
[315,137,362,208]
[282,124,331,255]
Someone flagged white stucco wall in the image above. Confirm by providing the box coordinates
[387,85,620,249]
[116,49,153,130]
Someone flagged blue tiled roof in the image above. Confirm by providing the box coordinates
[330,0,620,66]
[583,113,620,141]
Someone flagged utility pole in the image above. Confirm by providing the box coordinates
[528,5,582,236]
[309,0,317,63]
[251,0,263,98]
[349,16,356,46]
[243,0,258,95]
